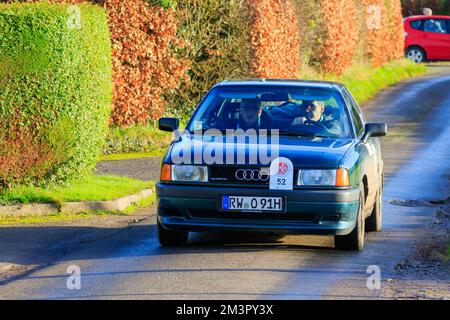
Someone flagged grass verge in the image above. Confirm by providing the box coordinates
[302,59,428,105]
[0,195,155,225]
[0,175,154,205]
[100,152,163,161]
[0,186,156,226]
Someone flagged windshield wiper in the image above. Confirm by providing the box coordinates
[187,128,227,135]
[185,128,331,139]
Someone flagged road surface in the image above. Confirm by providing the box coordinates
[0,70,449,300]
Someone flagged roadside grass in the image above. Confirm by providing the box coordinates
[427,62,450,67]
[122,192,156,214]
[0,198,155,226]
[301,59,428,105]
[100,122,189,161]
[0,193,156,226]
[102,123,174,160]
[0,175,155,205]
[100,152,163,161]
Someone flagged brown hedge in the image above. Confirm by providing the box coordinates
[387,0,405,61]
[247,0,301,78]
[316,0,359,75]
[360,0,390,67]
[103,0,188,126]
[0,115,55,189]
[359,0,405,67]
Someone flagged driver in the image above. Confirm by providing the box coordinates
[291,101,342,135]
[237,98,263,130]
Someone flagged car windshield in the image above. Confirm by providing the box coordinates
[186,85,352,139]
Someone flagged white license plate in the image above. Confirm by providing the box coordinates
[222,196,283,212]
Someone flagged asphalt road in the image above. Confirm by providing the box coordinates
[0,70,449,300]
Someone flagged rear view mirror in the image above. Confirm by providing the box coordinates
[362,123,387,143]
[159,117,179,132]
[259,92,290,102]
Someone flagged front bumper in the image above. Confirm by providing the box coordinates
[156,183,360,236]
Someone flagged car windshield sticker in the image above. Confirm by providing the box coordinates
[269,157,294,190]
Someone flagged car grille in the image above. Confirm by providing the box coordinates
[209,166,270,185]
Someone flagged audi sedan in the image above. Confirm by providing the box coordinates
[156,80,387,250]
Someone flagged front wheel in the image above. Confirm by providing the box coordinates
[335,187,365,251]
[406,47,426,63]
[365,186,382,232]
[157,220,189,246]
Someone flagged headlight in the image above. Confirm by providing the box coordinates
[297,168,349,186]
[161,165,208,182]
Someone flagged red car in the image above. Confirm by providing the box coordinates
[404,15,450,63]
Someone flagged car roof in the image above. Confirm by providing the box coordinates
[214,79,345,90]
[405,15,450,20]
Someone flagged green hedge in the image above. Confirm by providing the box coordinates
[0,3,112,188]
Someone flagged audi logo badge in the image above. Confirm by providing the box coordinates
[235,169,270,181]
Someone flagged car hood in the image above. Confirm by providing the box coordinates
[165,134,354,168]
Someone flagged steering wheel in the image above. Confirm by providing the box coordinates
[304,120,329,132]
[277,101,294,108]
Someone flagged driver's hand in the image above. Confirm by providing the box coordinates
[291,116,307,126]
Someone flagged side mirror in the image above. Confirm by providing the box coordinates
[158,117,179,132]
[361,123,387,143]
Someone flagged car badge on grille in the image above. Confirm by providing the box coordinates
[235,168,270,181]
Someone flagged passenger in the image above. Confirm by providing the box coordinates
[291,100,343,136]
[424,19,446,33]
[423,8,432,16]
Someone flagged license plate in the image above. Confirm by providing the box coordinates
[221,196,284,212]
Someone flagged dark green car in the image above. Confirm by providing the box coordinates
[157,80,387,250]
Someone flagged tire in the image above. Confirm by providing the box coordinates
[365,186,382,232]
[157,220,189,246]
[406,47,426,63]
[335,187,365,251]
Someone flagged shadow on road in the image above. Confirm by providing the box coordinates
[0,222,334,276]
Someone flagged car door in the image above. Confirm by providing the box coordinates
[406,18,425,48]
[342,89,379,214]
[422,18,450,60]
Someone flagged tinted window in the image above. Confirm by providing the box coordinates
[410,20,423,30]
[424,19,448,33]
